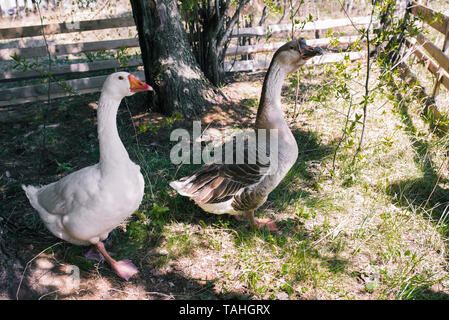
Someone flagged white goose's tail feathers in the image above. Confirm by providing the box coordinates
[22,184,47,218]
[22,184,40,202]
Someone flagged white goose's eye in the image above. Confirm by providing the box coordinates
[118,75,124,80]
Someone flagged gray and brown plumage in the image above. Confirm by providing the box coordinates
[170,38,323,231]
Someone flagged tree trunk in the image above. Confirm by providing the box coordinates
[182,0,250,86]
[130,0,220,117]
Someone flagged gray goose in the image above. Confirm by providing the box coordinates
[170,38,322,231]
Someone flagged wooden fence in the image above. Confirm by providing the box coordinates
[0,14,372,106]
[402,2,449,102]
[395,1,449,130]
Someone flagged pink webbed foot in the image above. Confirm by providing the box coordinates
[111,259,139,281]
[253,218,278,231]
[93,242,139,281]
[245,211,278,232]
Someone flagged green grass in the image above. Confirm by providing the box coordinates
[3,54,449,299]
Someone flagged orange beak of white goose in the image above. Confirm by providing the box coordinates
[128,74,153,92]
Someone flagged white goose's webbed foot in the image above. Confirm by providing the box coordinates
[111,259,139,281]
[94,242,139,281]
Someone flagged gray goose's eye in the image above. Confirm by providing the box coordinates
[118,75,124,80]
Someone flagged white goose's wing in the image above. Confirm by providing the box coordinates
[35,164,102,216]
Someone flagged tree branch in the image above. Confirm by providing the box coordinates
[217,0,250,51]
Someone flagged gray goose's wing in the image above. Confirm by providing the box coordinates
[170,135,271,212]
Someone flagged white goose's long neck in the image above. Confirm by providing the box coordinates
[97,92,130,174]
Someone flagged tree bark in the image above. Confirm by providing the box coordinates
[130,0,220,117]
[183,0,250,86]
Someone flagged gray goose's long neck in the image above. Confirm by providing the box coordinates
[256,60,290,133]
[255,59,297,143]
[97,92,130,174]
[255,55,298,191]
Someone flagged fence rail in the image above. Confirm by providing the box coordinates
[395,1,449,132]
[409,2,449,35]
[224,51,364,72]
[230,16,374,38]
[225,35,361,57]
[0,71,145,106]
[1,58,142,82]
[0,38,140,60]
[0,16,135,39]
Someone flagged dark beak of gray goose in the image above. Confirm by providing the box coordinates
[298,37,323,60]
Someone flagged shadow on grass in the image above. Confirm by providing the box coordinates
[384,85,449,300]
[385,88,449,226]
[403,288,449,300]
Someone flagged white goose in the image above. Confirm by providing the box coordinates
[22,72,153,280]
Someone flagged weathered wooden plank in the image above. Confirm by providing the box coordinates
[0,71,145,106]
[1,58,143,82]
[0,16,136,40]
[225,42,284,57]
[410,1,449,35]
[405,39,449,91]
[224,51,364,72]
[415,33,449,75]
[0,38,140,60]
[306,51,365,65]
[230,16,374,38]
[307,35,364,47]
[431,31,449,97]
[397,61,449,133]
[225,35,362,57]
[224,59,270,72]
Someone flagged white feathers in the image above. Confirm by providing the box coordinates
[22,72,145,246]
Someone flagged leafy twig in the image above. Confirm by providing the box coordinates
[353,3,376,161]
[332,96,353,172]
[36,0,51,183]
[11,54,79,96]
